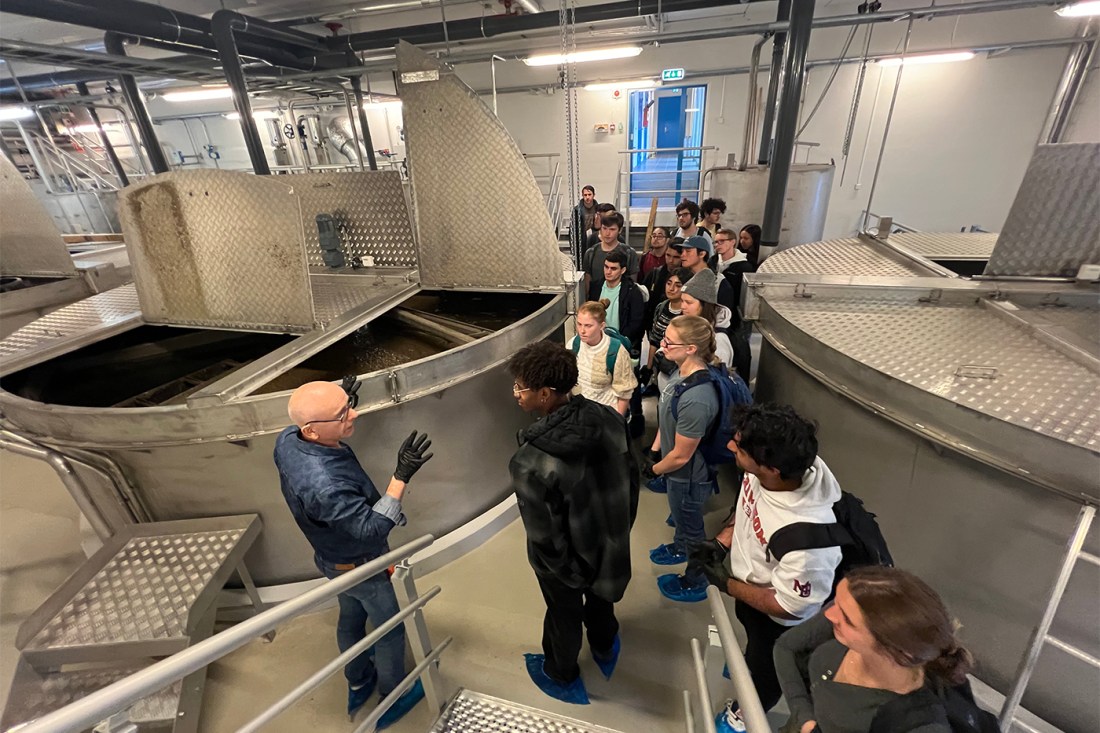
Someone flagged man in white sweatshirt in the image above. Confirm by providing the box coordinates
[707,404,843,714]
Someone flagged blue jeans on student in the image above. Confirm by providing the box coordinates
[319,562,406,696]
[667,476,715,584]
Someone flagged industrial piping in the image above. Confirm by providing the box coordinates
[760,0,814,251]
[757,0,791,166]
[75,81,129,187]
[211,11,273,175]
[104,31,170,174]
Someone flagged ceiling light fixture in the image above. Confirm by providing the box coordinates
[877,51,976,67]
[584,79,661,92]
[0,106,34,122]
[224,111,281,121]
[67,122,121,134]
[162,87,234,102]
[525,46,643,67]
[1056,1,1100,17]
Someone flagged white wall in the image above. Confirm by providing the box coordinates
[125,4,1097,240]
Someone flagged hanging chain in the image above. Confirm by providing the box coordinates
[559,0,582,267]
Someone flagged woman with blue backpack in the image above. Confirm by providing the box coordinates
[570,300,638,416]
[646,315,733,603]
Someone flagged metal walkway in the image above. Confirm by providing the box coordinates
[2,515,263,733]
[430,690,628,733]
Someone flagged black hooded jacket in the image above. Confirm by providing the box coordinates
[508,396,639,603]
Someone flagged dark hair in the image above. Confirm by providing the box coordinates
[740,224,762,250]
[601,211,624,231]
[604,249,628,268]
[701,197,727,215]
[596,203,617,214]
[846,566,975,686]
[671,266,694,284]
[730,403,818,480]
[582,185,595,194]
[508,340,579,392]
[652,226,669,238]
[676,199,700,219]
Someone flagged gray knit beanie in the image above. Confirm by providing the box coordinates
[681,268,719,305]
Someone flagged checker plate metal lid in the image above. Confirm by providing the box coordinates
[397,41,564,291]
[984,143,1100,277]
[118,170,314,332]
[0,153,77,278]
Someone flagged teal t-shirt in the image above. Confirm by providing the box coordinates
[600,282,622,330]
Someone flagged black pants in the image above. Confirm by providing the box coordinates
[537,574,619,683]
[734,600,790,711]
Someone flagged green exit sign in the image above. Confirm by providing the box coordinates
[661,68,685,82]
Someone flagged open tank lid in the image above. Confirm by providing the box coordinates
[0,153,78,279]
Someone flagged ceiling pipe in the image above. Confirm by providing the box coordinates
[515,0,545,13]
[1039,18,1098,143]
[740,34,770,171]
[326,0,766,52]
[211,11,271,175]
[0,0,336,70]
[348,75,379,170]
[760,0,813,252]
[104,31,170,174]
[757,0,790,165]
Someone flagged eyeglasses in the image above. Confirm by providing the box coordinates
[305,397,355,428]
[652,233,668,239]
[715,238,734,244]
[661,337,687,349]
[512,383,532,395]
[676,211,692,218]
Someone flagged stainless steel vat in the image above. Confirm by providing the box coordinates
[708,163,834,251]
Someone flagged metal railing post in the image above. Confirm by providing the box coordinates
[706,587,769,732]
[689,637,718,733]
[391,559,443,713]
[999,504,1096,728]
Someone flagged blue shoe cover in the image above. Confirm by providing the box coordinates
[376,679,425,729]
[646,475,667,494]
[524,654,590,704]
[649,543,686,565]
[347,674,377,717]
[592,635,621,680]
[657,573,708,603]
[722,663,730,679]
[666,513,675,527]
[715,700,747,732]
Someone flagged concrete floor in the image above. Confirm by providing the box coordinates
[0,391,785,733]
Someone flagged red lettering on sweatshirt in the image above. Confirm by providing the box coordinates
[740,481,767,547]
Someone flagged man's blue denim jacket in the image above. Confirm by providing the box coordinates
[274,426,406,566]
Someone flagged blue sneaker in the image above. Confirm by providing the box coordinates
[592,634,621,680]
[646,475,667,494]
[376,679,425,729]
[649,543,686,565]
[666,513,676,527]
[657,573,708,603]
[524,654,590,704]
[715,700,746,732]
[346,674,377,718]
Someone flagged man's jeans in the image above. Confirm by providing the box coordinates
[320,563,406,696]
[667,475,716,585]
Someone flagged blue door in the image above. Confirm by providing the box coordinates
[656,95,684,149]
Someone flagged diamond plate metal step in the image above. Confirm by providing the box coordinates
[430,689,628,733]
[16,515,261,668]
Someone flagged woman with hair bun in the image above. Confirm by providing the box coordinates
[772,566,986,733]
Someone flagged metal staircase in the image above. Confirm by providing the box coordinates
[2,515,264,733]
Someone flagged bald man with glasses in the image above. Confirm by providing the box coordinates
[274,378,434,727]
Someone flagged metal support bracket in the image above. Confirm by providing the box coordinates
[390,560,443,714]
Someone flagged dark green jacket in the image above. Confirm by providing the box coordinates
[508,396,639,603]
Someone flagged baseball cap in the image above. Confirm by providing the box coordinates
[682,235,713,256]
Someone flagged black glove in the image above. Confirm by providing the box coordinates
[701,556,732,592]
[394,430,433,482]
[687,539,730,590]
[638,365,653,386]
[642,455,658,480]
[340,375,361,407]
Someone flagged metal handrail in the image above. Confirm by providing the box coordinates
[707,586,770,733]
[618,146,718,154]
[14,534,436,733]
[689,637,718,733]
[25,128,118,191]
[355,636,453,732]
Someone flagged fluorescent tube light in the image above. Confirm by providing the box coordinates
[878,51,975,67]
[162,87,234,102]
[1057,1,1100,17]
[525,46,642,67]
[0,106,34,122]
[584,79,660,92]
[224,111,281,121]
[67,122,121,134]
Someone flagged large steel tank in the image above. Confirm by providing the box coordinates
[746,146,1100,733]
[708,163,834,250]
[0,42,571,587]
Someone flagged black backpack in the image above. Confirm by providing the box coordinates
[870,679,1001,733]
[765,491,893,597]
